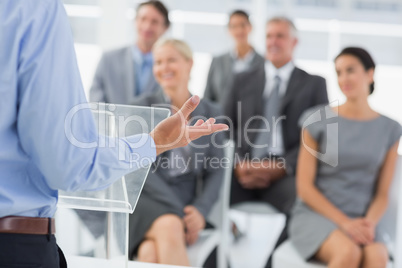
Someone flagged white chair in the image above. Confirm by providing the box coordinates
[187,140,235,268]
[229,202,286,268]
[378,155,402,265]
[272,240,326,268]
[232,202,280,215]
[273,155,402,268]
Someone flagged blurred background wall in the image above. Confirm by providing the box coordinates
[63,0,402,142]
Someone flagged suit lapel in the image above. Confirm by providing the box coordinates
[237,65,265,99]
[249,49,263,70]
[149,90,172,182]
[150,88,166,105]
[124,47,136,103]
[243,66,266,118]
[279,67,303,113]
[189,100,207,172]
[223,53,234,83]
[190,98,206,124]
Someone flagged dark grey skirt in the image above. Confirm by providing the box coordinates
[289,201,386,261]
[128,193,184,259]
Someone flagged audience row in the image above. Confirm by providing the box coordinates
[86,1,402,268]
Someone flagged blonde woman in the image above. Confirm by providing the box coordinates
[128,39,225,266]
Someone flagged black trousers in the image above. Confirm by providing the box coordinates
[230,174,296,214]
[0,233,67,268]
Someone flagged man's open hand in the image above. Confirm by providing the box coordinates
[150,95,229,155]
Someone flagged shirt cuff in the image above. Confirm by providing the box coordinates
[120,133,157,169]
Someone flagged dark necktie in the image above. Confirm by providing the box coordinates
[252,75,282,159]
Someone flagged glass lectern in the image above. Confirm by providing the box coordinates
[55,103,170,268]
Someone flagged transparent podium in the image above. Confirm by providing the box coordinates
[55,103,170,268]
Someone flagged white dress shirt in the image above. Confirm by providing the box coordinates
[264,60,295,98]
[262,60,295,156]
[231,49,256,73]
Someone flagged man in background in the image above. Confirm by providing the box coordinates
[225,16,329,267]
[90,0,169,104]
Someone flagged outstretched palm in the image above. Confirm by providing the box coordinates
[150,95,228,155]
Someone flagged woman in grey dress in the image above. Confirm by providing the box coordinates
[128,39,225,266]
[289,47,401,268]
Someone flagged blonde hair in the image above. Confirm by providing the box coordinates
[153,38,193,61]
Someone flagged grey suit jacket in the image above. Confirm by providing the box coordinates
[89,46,159,104]
[132,90,225,218]
[225,61,329,175]
[204,49,265,106]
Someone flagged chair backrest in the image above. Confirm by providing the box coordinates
[378,155,402,262]
[206,139,235,268]
[206,140,234,225]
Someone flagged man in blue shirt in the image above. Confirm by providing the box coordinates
[90,0,169,104]
[0,1,228,267]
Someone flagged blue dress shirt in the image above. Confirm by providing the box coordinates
[0,0,156,218]
[132,46,154,96]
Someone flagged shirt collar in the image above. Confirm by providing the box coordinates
[159,91,194,109]
[266,60,295,82]
[230,48,255,63]
[132,45,153,66]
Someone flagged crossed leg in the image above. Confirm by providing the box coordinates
[137,214,189,266]
[137,239,158,263]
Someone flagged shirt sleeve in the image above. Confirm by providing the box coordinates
[16,0,156,192]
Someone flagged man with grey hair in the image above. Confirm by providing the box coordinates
[225,16,329,267]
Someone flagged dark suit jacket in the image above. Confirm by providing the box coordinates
[132,89,225,218]
[204,49,265,106]
[224,61,329,175]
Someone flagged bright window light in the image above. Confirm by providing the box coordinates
[64,4,102,18]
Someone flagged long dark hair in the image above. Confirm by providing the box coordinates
[335,47,376,95]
